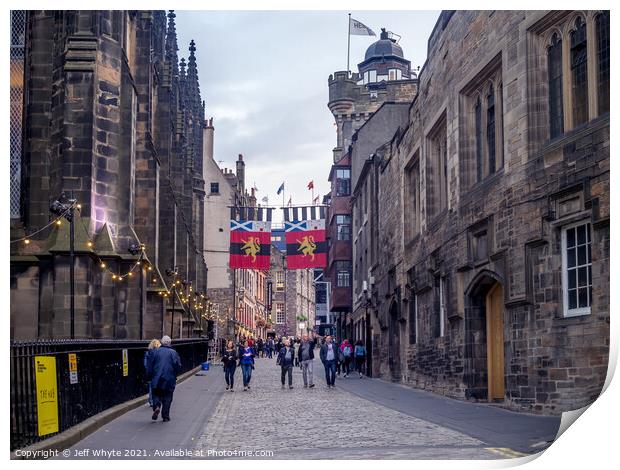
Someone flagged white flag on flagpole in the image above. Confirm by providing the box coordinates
[350,17,376,36]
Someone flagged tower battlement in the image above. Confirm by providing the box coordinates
[326,28,419,163]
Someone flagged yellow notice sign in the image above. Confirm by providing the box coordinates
[34,356,59,436]
[122,349,129,377]
[68,353,78,384]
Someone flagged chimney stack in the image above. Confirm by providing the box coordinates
[236,154,245,195]
[202,117,215,183]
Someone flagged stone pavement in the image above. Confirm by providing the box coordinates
[195,357,502,459]
[62,356,560,460]
[334,369,560,454]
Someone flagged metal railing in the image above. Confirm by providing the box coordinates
[10,338,208,451]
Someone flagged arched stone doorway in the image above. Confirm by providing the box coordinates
[464,271,506,402]
[388,300,401,381]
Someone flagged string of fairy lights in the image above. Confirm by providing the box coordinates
[11,197,224,327]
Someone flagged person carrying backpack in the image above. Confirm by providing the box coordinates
[340,339,353,377]
[354,339,366,378]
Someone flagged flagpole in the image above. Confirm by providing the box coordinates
[347,13,351,75]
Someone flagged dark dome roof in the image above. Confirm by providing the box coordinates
[364,29,404,60]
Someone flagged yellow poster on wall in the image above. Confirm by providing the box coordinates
[34,356,59,437]
[122,349,128,377]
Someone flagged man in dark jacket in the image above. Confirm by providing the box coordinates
[277,339,295,389]
[297,334,315,388]
[146,335,182,422]
[319,336,339,389]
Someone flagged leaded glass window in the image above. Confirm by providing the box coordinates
[570,18,588,127]
[548,33,564,138]
[486,86,496,175]
[596,12,610,115]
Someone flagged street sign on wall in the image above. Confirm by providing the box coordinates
[68,353,78,384]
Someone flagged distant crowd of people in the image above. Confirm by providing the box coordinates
[220,333,368,391]
[140,332,369,423]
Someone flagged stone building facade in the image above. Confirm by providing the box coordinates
[10,10,209,340]
[270,232,316,339]
[347,10,609,415]
[326,28,419,342]
[202,150,270,341]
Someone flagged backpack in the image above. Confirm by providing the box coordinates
[355,346,365,357]
[343,346,352,357]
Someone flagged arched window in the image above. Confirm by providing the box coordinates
[570,17,588,127]
[475,97,483,182]
[596,11,610,115]
[486,85,496,175]
[547,33,564,138]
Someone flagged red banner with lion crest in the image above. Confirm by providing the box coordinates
[229,220,271,269]
[284,219,327,269]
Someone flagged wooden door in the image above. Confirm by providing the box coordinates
[485,282,505,401]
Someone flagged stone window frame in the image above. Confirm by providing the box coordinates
[561,220,593,318]
[595,11,610,115]
[547,30,564,139]
[432,273,448,338]
[529,11,610,148]
[408,291,418,345]
[403,148,421,243]
[569,16,589,127]
[439,276,446,338]
[275,270,285,291]
[275,302,285,324]
[425,112,448,220]
[210,182,219,194]
[458,54,504,190]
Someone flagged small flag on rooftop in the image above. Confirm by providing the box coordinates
[277,182,285,195]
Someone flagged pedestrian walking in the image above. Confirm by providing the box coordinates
[144,339,161,406]
[222,340,238,391]
[320,335,339,389]
[266,337,275,358]
[239,340,255,391]
[354,340,366,378]
[340,339,353,377]
[277,339,295,389]
[336,339,345,376]
[146,335,182,422]
[297,334,315,388]
[257,337,264,358]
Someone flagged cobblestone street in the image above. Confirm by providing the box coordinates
[67,356,559,460]
[196,358,508,459]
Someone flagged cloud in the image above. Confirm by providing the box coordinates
[174,10,440,219]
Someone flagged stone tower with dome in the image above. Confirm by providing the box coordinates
[327,28,419,163]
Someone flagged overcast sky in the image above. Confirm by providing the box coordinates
[175,10,440,219]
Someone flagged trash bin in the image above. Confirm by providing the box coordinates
[201,361,210,371]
